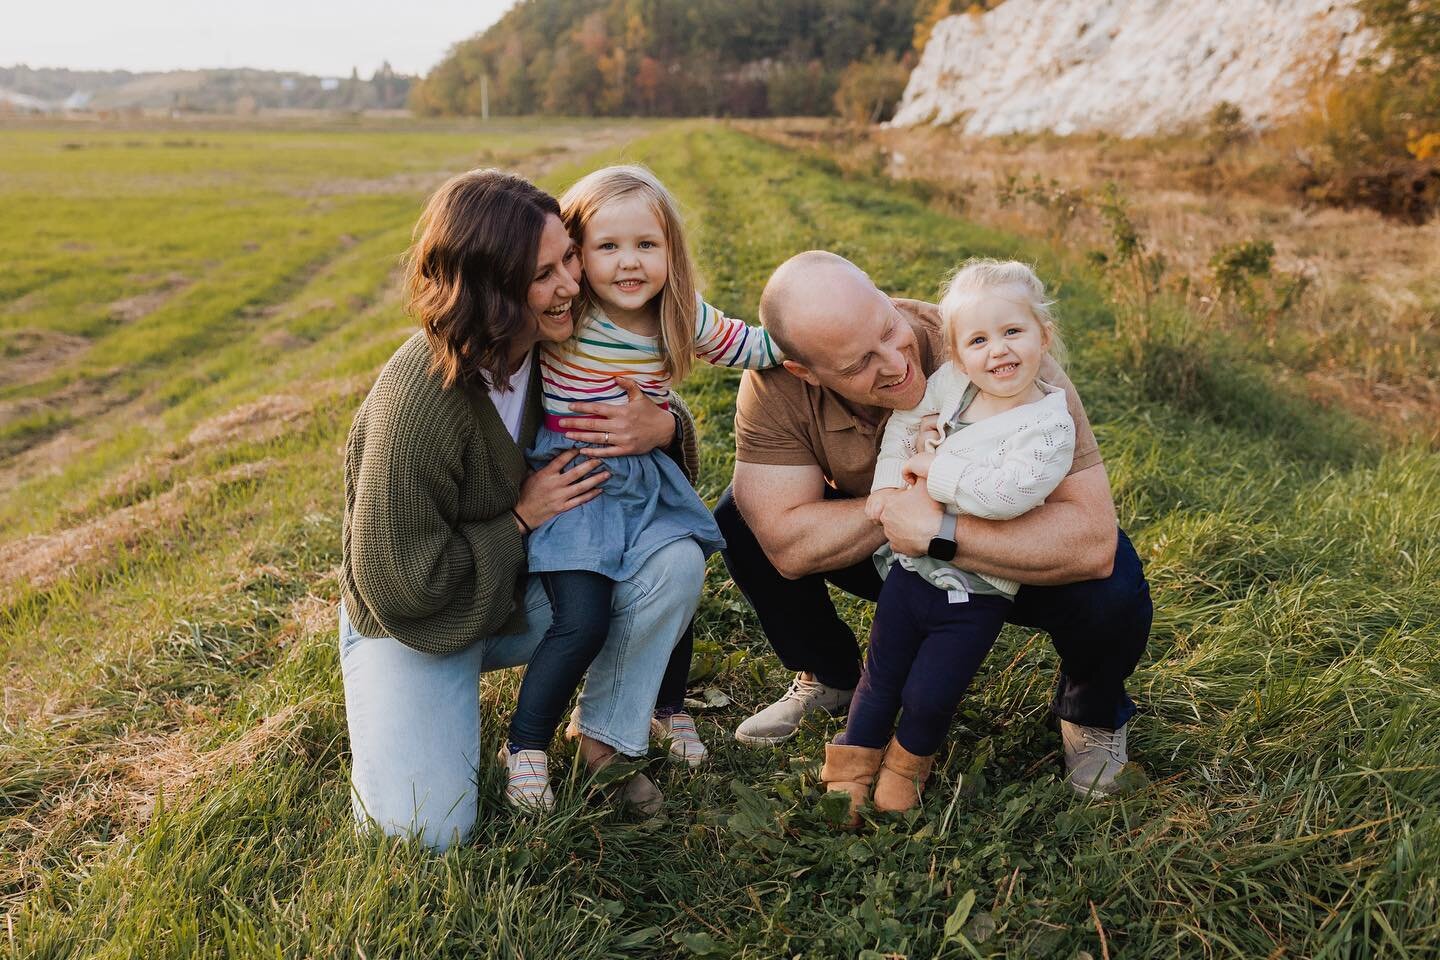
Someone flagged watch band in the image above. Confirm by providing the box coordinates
[927,511,958,562]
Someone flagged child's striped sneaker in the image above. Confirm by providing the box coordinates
[499,747,555,813]
[651,711,708,767]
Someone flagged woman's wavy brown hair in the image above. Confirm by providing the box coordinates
[405,168,561,390]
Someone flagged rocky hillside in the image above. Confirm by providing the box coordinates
[891,0,1374,135]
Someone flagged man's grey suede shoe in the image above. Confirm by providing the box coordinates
[735,673,853,746]
[1061,719,1129,797]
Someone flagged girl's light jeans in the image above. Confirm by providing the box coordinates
[339,538,705,852]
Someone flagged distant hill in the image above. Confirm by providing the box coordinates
[0,64,413,113]
[411,0,916,118]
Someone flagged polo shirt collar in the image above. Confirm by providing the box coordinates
[821,393,884,435]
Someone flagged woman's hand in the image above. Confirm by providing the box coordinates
[902,451,936,486]
[513,449,611,531]
[865,487,904,523]
[557,378,677,458]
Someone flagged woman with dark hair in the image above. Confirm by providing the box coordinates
[339,169,705,851]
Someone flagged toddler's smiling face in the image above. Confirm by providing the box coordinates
[949,286,1052,399]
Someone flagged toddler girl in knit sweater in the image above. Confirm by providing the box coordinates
[821,258,1076,825]
[502,165,783,812]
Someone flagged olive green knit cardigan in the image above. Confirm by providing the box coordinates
[341,332,700,655]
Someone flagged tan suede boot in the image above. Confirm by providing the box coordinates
[872,738,936,814]
[819,741,885,828]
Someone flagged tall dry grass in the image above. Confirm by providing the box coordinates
[744,118,1440,443]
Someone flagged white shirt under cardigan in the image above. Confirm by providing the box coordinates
[488,350,535,442]
[871,360,1076,597]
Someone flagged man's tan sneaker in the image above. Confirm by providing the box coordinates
[735,673,853,746]
[1060,720,1129,797]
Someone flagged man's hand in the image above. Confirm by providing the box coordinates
[878,482,944,557]
[864,487,905,523]
[901,451,936,486]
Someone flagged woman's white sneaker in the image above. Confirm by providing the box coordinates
[652,712,708,766]
[500,748,556,813]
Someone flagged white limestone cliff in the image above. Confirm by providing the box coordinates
[891,0,1375,136]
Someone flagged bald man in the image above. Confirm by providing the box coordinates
[717,251,1151,796]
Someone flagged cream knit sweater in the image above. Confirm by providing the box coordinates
[871,360,1075,596]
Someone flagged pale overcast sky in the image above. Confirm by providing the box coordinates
[2,1,517,77]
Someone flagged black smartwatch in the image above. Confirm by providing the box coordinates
[927,512,958,562]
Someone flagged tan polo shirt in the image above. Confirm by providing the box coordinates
[734,299,1102,497]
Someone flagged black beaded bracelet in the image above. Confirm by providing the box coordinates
[670,409,685,449]
[510,508,533,535]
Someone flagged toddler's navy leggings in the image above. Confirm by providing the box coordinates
[509,570,614,752]
[840,566,1011,757]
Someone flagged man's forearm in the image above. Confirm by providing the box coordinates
[766,496,886,578]
[953,492,1115,585]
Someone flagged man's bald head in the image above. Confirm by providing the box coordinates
[760,251,886,363]
[758,250,927,411]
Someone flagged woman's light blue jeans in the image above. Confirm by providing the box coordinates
[339,538,705,852]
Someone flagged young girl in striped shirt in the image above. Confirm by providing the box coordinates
[501,165,783,811]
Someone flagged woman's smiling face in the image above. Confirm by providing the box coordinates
[525,213,582,344]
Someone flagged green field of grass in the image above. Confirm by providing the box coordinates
[2,117,1438,958]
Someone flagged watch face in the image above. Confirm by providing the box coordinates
[928,537,957,562]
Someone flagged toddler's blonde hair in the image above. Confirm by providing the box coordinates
[938,258,1066,368]
[560,164,700,383]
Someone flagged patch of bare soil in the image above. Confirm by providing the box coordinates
[295,169,466,198]
[258,329,311,352]
[0,375,124,469]
[0,329,91,389]
[0,430,101,497]
[106,272,190,324]
[0,375,107,426]
[1,289,45,318]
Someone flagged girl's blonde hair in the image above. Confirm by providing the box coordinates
[559,164,700,383]
[938,258,1066,368]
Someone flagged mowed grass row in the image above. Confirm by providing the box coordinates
[0,118,652,915]
[3,121,1438,958]
[0,118,652,533]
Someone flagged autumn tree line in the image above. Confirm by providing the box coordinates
[409,0,1001,121]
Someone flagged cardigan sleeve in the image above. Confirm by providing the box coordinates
[346,377,526,650]
[666,392,702,487]
[925,390,1075,520]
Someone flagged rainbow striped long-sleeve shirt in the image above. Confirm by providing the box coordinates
[539,298,782,429]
